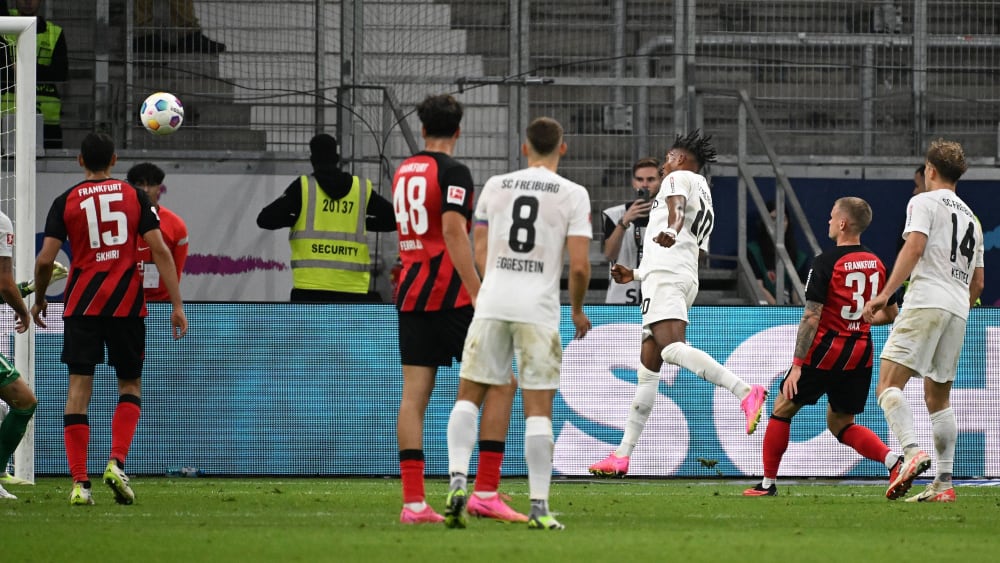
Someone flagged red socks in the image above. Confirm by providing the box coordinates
[837,423,890,463]
[474,448,504,493]
[110,396,142,466]
[762,415,791,479]
[399,450,425,504]
[63,415,90,483]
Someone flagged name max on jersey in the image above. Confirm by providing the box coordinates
[500,179,560,193]
[843,260,877,271]
[78,183,121,196]
[310,243,359,256]
[496,256,544,273]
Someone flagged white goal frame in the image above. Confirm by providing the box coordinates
[1,16,37,484]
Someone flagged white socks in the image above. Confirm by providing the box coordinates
[929,407,956,482]
[615,366,659,458]
[525,416,553,502]
[447,400,479,480]
[661,342,751,399]
[878,387,919,453]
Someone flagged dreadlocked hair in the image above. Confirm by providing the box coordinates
[671,129,717,169]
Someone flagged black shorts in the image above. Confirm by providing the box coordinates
[62,317,145,379]
[398,306,473,367]
[784,365,872,415]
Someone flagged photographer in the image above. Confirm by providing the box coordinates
[601,157,661,304]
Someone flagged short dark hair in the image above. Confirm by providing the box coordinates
[914,164,925,177]
[126,162,165,186]
[526,117,563,156]
[80,132,115,172]
[925,139,967,183]
[671,129,717,169]
[416,94,463,138]
[632,157,660,175]
[835,196,873,235]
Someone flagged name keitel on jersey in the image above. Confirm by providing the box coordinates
[952,267,970,284]
[496,256,544,273]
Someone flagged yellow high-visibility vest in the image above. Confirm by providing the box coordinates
[289,175,372,293]
[1,12,62,125]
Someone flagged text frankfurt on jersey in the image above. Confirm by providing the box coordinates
[78,183,121,196]
[398,162,429,174]
[496,256,544,273]
[310,243,359,257]
[843,260,877,271]
[500,179,561,193]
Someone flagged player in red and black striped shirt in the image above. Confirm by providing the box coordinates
[31,133,187,506]
[745,197,901,497]
[393,95,520,524]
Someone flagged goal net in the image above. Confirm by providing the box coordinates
[0,16,37,484]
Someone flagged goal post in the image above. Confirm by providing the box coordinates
[1,16,37,484]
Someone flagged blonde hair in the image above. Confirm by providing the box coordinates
[835,196,872,235]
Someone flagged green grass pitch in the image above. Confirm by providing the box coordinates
[3,477,999,562]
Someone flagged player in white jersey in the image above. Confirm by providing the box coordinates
[444,117,592,530]
[864,139,985,503]
[589,130,768,478]
[0,210,36,499]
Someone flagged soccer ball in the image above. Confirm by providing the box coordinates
[139,92,184,135]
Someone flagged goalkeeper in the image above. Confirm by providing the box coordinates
[0,206,36,498]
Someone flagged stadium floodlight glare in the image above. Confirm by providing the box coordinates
[1,16,37,484]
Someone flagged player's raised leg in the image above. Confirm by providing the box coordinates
[650,316,766,434]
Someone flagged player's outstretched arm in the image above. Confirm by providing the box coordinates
[144,228,188,339]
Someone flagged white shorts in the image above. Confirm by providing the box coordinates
[880,307,967,383]
[459,318,562,390]
[640,273,697,339]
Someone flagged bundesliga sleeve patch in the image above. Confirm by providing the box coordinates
[447,186,466,205]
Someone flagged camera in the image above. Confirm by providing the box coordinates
[637,188,650,202]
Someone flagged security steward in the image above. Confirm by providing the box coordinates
[1,0,69,149]
[257,133,397,302]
